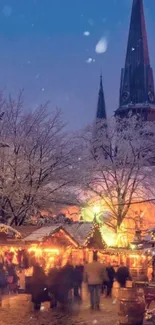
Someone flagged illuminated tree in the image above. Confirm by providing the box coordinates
[78,116,155,234]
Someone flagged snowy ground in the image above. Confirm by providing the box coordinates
[0,296,118,325]
[0,295,151,325]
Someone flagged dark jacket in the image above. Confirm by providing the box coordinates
[30,265,47,303]
[74,265,84,286]
[116,266,132,288]
[0,269,6,288]
[106,266,115,283]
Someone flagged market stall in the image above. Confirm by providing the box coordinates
[23,225,79,272]
[98,248,149,280]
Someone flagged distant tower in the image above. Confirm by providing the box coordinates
[115,0,155,120]
[96,74,107,120]
[92,74,108,156]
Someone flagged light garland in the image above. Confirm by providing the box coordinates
[0,224,21,239]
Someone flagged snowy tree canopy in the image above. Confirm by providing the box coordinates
[0,92,81,226]
[76,116,155,232]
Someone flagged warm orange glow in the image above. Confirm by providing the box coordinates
[28,247,59,254]
[129,254,146,259]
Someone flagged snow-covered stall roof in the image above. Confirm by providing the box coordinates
[24,225,61,242]
[0,224,22,239]
[20,221,105,248]
[64,222,93,246]
[14,226,41,238]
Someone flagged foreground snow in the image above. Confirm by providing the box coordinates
[1,297,118,325]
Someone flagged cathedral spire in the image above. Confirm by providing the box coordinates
[96,74,106,120]
[115,0,155,120]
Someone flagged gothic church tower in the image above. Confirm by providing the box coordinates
[115,0,155,121]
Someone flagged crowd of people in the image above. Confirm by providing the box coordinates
[0,263,20,296]
[0,251,132,311]
[29,251,132,311]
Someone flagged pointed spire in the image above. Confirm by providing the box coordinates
[116,0,155,120]
[96,74,107,120]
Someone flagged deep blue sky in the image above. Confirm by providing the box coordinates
[0,0,155,129]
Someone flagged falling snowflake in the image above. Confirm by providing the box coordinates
[132,47,135,51]
[95,37,108,54]
[86,58,92,63]
[27,61,31,64]
[83,31,90,36]
[35,73,40,79]
[41,88,45,92]
[2,5,12,17]
[86,58,95,64]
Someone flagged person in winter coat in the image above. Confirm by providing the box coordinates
[116,264,132,288]
[0,264,6,295]
[73,264,84,301]
[7,263,19,293]
[106,265,115,297]
[30,264,47,310]
[84,252,109,310]
[59,262,75,304]
[47,267,60,308]
[48,262,75,309]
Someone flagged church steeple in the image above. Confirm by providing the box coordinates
[96,74,106,120]
[115,0,155,120]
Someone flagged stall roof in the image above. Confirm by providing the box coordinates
[14,226,40,238]
[0,224,21,239]
[64,222,93,246]
[15,221,105,249]
[23,225,62,242]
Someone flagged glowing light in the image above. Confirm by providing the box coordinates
[28,246,59,254]
[93,206,100,214]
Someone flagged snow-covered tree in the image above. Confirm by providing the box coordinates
[0,92,80,225]
[77,116,155,234]
[26,213,73,226]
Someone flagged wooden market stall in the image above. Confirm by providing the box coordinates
[16,221,105,269]
[0,223,28,267]
[3,220,150,281]
[98,247,149,281]
[22,225,79,272]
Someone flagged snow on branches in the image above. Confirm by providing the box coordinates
[77,116,155,232]
[0,92,79,226]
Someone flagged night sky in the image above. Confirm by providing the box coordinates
[0,0,155,129]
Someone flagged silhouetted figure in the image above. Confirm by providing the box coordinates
[0,264,6,295]
[105,265,115,297]
[47,262,75,310]
[7,263,19,293]
[116,265,132,288]
[60,262,74,305]
[73,264,84,301]
[30,264,47,310]
[47,267,59,308]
